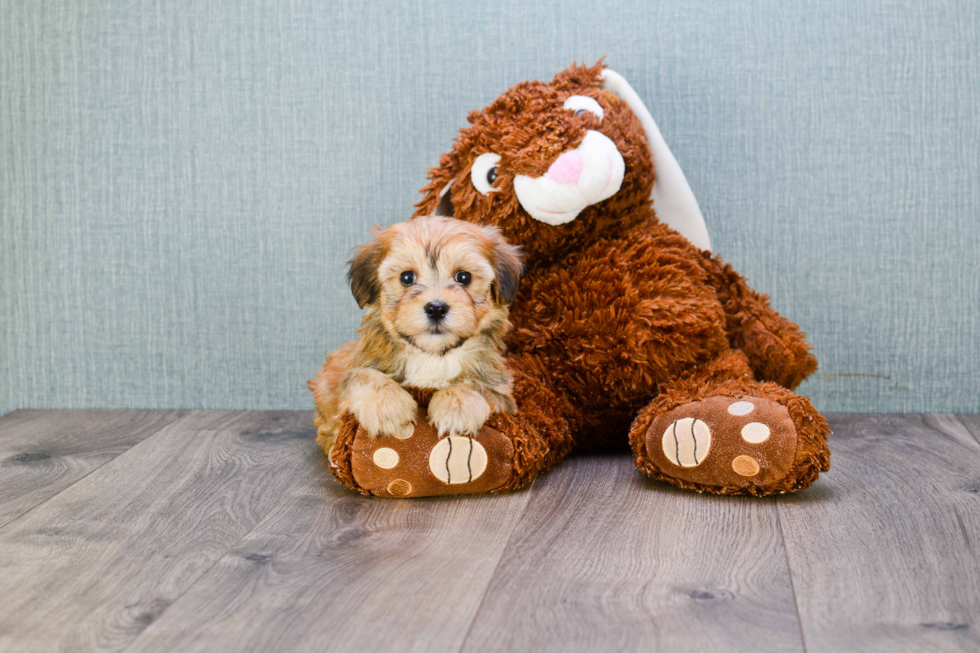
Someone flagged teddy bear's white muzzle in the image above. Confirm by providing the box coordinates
[513,130,625,226]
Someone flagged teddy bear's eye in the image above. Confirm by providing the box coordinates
[471,153,501,195]
[400,271,416,286]
[454,270,472,286]
[563,95,604,121]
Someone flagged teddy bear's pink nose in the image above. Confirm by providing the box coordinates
[546,150,584,185]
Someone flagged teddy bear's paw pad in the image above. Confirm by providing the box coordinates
[349,406,514,498]
[660,417,712,467]
[646,396,798,489]
[428,436,489,484]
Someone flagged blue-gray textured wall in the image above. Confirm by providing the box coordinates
[2,0,978,415]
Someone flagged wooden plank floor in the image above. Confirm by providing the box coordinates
[0,411,977,652]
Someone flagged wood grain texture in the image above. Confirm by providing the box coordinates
[0,411,318,653]
[0,409,185,528]
[3,410,980,652]
[777,414,980,653]
[125,463,532,653]
[956,414,980,447]
[461,453,804,653]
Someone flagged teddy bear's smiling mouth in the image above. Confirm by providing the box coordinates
[513,130,625,226]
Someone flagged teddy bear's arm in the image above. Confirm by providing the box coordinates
[699,252,818,389]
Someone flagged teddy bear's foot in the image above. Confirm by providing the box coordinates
[629,350,831,496]
[327,371,575,498]
[337,404,515,498]
[643,395,803,492]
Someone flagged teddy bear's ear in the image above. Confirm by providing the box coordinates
[414,151,459,219]
[600,69,712,251]
[432,180,454,217]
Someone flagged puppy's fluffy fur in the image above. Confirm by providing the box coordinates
[310,215,523,453]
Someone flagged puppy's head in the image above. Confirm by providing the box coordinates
[348,215,522,354]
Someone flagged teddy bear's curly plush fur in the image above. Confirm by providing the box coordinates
[325,61,830,497]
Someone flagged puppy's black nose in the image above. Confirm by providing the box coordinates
[424,301,449,321]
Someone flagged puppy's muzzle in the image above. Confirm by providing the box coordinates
[424,300,449,323]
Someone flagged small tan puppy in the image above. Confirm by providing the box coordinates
[310,215,523,454]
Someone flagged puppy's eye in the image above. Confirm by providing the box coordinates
[399,271,416,286]
[454,271,472,286]
[563,95,604,121]
[471,153,501,195]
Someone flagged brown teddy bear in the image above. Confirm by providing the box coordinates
[324,61,830,498]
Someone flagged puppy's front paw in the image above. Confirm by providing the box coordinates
[348,383,418,438]
[428,386,492,438]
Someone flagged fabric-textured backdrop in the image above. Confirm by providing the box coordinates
[2,0,978,415]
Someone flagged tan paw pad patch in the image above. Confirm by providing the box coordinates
[372,448,400,469]
[429,436,488,484]
[740,422,771,443]
[661,418,711,468]
[728,401,755,416]
[386,479,413,496]
[394,423,415,440]
[731,455,761,477]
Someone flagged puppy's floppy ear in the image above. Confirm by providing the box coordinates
[347,228,387,309]
[483,226,523,306]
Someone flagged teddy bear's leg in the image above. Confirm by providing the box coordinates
[700,254,818,390]
[326,367,574,498]
[629,350,830,496]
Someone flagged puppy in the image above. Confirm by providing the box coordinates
[310,215,523,454]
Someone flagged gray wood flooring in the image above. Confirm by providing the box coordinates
[0,410,977,652]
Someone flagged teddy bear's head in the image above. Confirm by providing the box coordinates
[414,61,711,264]
[414,62,653,264]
